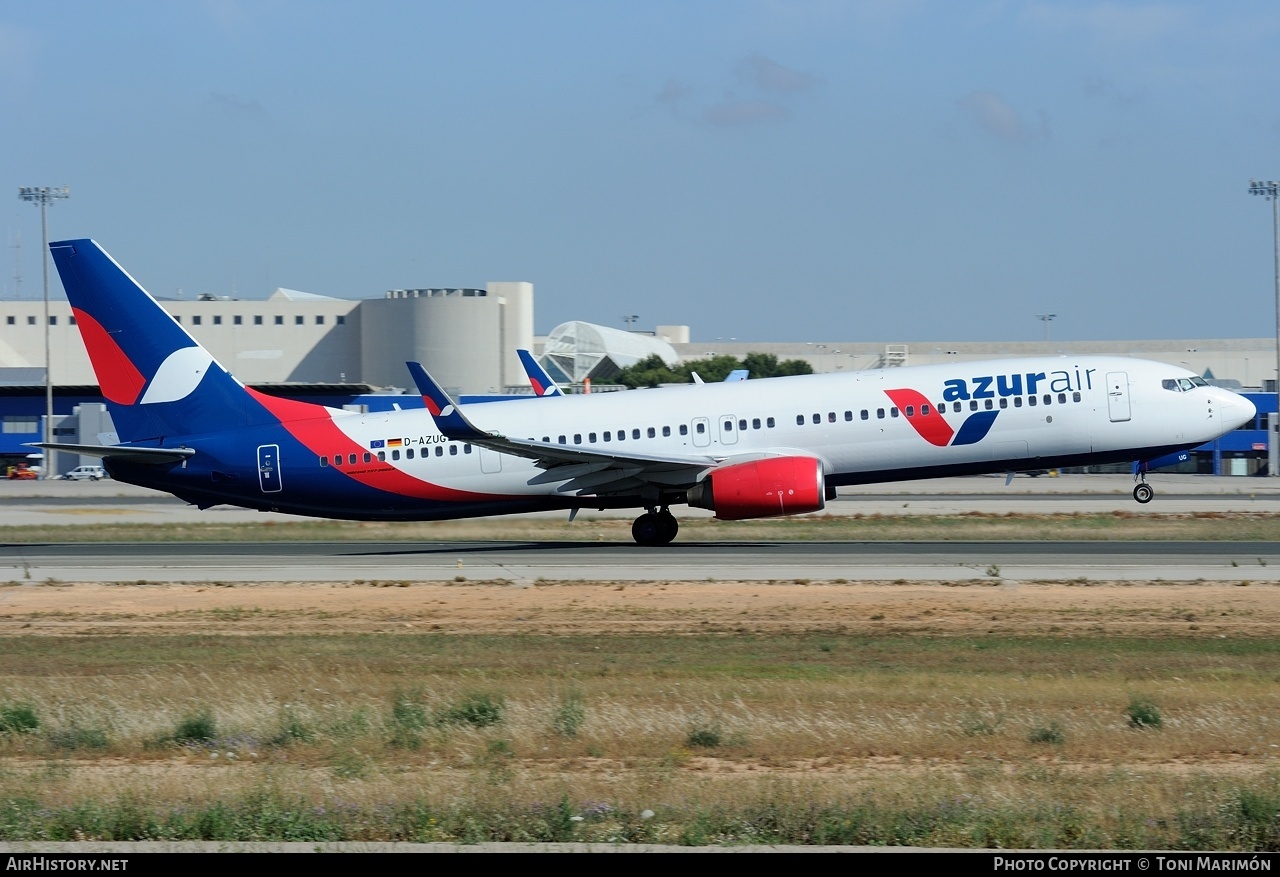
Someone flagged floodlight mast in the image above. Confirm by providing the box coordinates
[1249,180,1280,476]
[1035,313,1056,343]
[16,186,70,477]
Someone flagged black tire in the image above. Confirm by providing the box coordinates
[632,513,664,546]
[1133,483,1154,504]
[656,511,679,545]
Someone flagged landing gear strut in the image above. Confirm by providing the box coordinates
[632,507,679,546]
[1132,472,1154,504]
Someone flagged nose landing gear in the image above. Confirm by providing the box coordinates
[632,507,679,546]
[1132,473,1154,504]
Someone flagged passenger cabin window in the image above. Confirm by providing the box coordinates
[696,423,705,434]
[663,426,671,436]
[796,415,804,426]
[812,413,820,424]
[632,429,641,440]
[860,410,869,421]
[737,420,746,431]
[589,432,597,442]
[649,427,657,438]
[319,456,328,467]
[603,431,611,442]
[406,448,414,459]
[363,452,372,463]
[574,434,582,444]
[766,417,775,428]
[449,445,458,455]
[905,406,915,417]
[348,453,357,465]
[464,444,472,454]
[877,409,885,419]
[680,424,689,435]
[752,419,761,429]
[333,454,342,466]
[435,446,443,456]
[392,450,401,460]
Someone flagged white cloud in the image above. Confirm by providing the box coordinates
[735,52,818,94]
[208,91,267,116]
[1023,1,1190,44]
[957,91,1047,143]
[704,99,790,127]
[0,23,39,81]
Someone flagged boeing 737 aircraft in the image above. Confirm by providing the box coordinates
[40,239,1256,545]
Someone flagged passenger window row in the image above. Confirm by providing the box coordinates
[795,392,1084,425]
[531,417,778,445]
[319,443,472,467]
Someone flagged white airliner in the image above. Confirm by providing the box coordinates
[40,239,1256,545]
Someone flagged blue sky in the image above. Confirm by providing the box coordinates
[3,1,1280,343]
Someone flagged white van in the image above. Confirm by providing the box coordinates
[62,465,108,481]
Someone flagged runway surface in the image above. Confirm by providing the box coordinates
[3,539,1278,583]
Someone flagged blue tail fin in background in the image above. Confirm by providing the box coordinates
[50,239,268,443]
[517,349,563,397]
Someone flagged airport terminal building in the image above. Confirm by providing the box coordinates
[0,285,1274,477]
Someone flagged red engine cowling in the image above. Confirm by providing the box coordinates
[687,456,826,521]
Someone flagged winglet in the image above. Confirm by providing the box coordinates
[404,362,493,442]
[517,349,563,397]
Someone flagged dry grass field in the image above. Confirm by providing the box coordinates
[2,570,1280,847]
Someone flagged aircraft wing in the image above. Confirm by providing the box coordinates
[405,362,721,495]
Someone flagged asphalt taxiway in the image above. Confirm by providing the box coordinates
[1,540,1277,585]
[2,474,1277,583]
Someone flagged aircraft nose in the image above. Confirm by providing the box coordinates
[1221,391,1257,430]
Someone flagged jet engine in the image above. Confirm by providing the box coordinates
[687,456,826,521]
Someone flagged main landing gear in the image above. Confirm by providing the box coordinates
[1132,472,1154,504]
[632,507,679,546]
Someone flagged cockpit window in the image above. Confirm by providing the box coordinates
[1164,377,1208,392]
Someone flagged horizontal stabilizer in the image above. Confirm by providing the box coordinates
[28,442,196,465]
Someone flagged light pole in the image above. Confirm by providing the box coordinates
[17,186,70,478]
[1035,313,1056,343]
[1248,179,1280,475]
[622,314,639,331]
